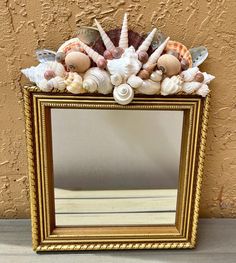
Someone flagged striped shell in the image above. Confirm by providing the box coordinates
[165,41,192,67]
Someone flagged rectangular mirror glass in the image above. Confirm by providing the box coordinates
[51,109,183,227]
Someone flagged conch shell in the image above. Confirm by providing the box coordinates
[83,67,113,94]
[113,84,134,105]
[161,76,183,96]
[180,67,199,82]
[182,81,202,94]
[107,46,142,80]
[136,79,161,95]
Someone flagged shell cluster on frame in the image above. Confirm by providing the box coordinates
[22,13,215,105]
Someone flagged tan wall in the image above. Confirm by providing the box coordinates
[0,0,236,218]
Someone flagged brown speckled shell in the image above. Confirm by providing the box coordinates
[165,41,192,67]
[92,28,154,56]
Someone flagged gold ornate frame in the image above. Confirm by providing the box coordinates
[23,86,210,252]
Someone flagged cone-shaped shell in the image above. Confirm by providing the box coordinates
[119,13,128,49]
[137,28,157,53]
[165,40,192,67]
[113,83,134,105]
[95,19,115,51]
[77,38,105,64]
[143,37,170,69]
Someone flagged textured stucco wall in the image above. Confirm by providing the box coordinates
[0,0,236,218]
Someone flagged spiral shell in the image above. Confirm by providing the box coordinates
[83,67,113,94]
[161,76,183,96]
[196,84,209,97]
[113,84,134,105]
[119,13,128,49]
[180,67,199,82]
[150,70,162,82]
[47,76,66,90]
[136,79,161,95]
[202,72,215,84]
[66,72,85,94]
[182,81,202,94]
[165,40,192,67]
[157,54,181,77]
[111,73,123,86]
[127,75,143,89]
[137,28,157,53]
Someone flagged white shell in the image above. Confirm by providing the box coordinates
[113,84,134,105]
[182,81,202,94]
[65,72,85,94]
[136,79,161,95]
[127,75,143,89]
[137,28,157,53]
[111,73,123,86]
[202,72,215,84]
[150,70,162,82]
[180,67,199,82]
[196,84,210,97]
[161,76,183,96]
[83,67,113,94]
[107,46,142,80]
[119,13,128,49]
[143,37,170,69]
[47,76,66,90]
[38,79,52,92]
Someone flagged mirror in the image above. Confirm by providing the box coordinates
[51,109,183,226]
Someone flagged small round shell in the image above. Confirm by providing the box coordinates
[127,75,143,89]
[157,54,181,77]
[113,84,134,105]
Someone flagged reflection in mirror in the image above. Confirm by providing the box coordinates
[51,109,183,226]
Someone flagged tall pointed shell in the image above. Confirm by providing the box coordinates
[180,67,199,82]
[113,84,134,105]
[95,19,115,51]
[83,67,113,95]
[190,46,208,67]
[136,79,161,95]
[165,40,192,67]
[137,28,157,53]
[143,37,170,69]
[77,38,105,64]
[119,13,128,49]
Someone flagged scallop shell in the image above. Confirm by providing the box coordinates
[161,76,183,96]
[47,76,66,90]
[113,83,134,105]
[119,13,129,49]
[196,84,209,97]
[165,40,192,67]
[190,46,208,67]
[136,79,161,95]
[83,67,113,94]
[182,81,202,94]
[127,75,143,89]
[180,67,199,82]
[107,46,142,80]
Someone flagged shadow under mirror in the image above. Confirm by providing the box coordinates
[51,109,183,227]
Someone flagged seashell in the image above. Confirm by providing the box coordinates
[83,67,113,95]
[194,72,204,83]
[21,61,66,89]
[157,54,181,77]
[38,79,52,92]
[182,81,202,94]
[196,84,209,97]
[137,51,149,63]
[138,64,156,80]
[103,50,113,60]
[166,50,179,58]
[119,13,129,49]
[161,76,183,96]
[44,70,56,80]
[107,46,142,80]
[57,38,82,55]
[150,28,166,50]
[76,26,100,45]
[65,51,91,73]
[47,76,66,91]
[66,72,85,94]
[113,84,134,105]
[180,58,190,70]
[180,67,199,82]
[94,19,115,51]
[150,70,162,82]
[111,47,124,59]
[36,49,56,63]
[202,72,215,84]
[136,79,161,95]
[76,38,105,65]
[190,46,208,67]
[111,73,123,86]
[165,40,192,67]
[55,52,66,63]
[97,57,107,69]
[143,37,170,69]
[137,28,157,53]
[64,72,74,86]
[127,75,143,89]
